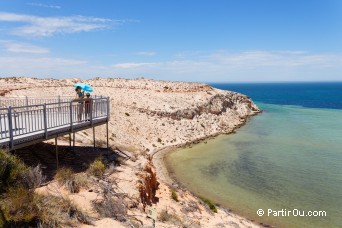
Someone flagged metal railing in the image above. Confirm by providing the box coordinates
[0,95,103,109]
[0,96,110,149]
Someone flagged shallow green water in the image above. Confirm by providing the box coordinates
[166,103,342,228]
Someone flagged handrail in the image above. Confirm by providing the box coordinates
[0,95,103,98]
[0,96,110,149]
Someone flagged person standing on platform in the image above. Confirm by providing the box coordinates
[75,86,84,122]
[85,93,91,121]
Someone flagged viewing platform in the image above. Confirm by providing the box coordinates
[0,96,110,151]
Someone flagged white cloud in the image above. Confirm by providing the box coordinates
[109,51,342,81]
[0,56,87,76]
[27,3,61,9]
[0,40,49,54]
[0,50,341,82]
[134,52,156,56]
[0,12,120,37]
[205,51,342,68]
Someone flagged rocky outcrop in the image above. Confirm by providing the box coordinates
[136,92,260,120]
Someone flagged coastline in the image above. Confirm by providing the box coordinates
[152,115,266,228]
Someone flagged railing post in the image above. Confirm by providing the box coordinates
[70,101,73,132]
[107,97,110,121]
[25,96,28,111]
[58,95,61,111]
[90,98,93,126]
[8,107,14,149]
[43,104,48,139]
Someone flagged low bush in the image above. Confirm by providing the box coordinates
[95,139,107,148]
[54,167,88,193]
[158,209,183,226]
[20,164,45,189]
[55,167,80,193]
[36,194,92,227]
[0,187,91,227]
[87,158,105,177]
[171,190,179,202]
[0,150,28,193]
[198,196,217,213]
[0,150,91,227]
[0,187,38,224]
[92,193,126,222]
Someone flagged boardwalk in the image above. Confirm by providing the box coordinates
[0,96,110,150]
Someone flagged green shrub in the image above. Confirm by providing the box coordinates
[0,149,28,193]
[198,196,217,213]
[0,186,91,227]
[171,190,179,202]
[0,150,90,226]
[0,187,38,223]
[87,158,105,177]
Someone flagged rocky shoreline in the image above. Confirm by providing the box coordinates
[1,77,263,227]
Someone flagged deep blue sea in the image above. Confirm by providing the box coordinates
[210,82,342,110]
[166,82,342,228]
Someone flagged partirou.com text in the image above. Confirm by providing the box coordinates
[257,208,327,217]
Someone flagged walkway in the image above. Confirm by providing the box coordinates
[0,96,110,150]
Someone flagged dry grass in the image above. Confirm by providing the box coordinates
[54,167,88,193]
[92,192,127,222]
[20,164,45,189]
[0,187,91,227]
[95,139,107,148]
[116,156,127,165]
[0,187,38,224]
[87,158,105,177]
[158,208,184,226]
[36,194,92,227]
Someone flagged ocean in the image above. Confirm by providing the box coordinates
[166,82,342,228]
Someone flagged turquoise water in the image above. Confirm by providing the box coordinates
[166,103,342,228]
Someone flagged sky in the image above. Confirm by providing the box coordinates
[0,0,341,82]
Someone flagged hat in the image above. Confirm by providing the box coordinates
[76,86,82,90]
[86,93,90,96]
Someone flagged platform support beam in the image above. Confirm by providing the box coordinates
[106,122,109,151]
[73,132,75,152]
[55,137,58,170]
[93,126,96,150]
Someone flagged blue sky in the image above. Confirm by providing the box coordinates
[0,0,341,82]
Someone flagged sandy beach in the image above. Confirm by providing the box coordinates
[0,77,263,227]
